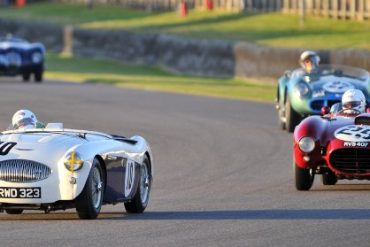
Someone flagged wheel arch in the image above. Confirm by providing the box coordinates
[145,152,153,178]
[94,155,107,191]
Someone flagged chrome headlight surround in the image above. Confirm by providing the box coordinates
[64,151,84,172]
[0,54,8,65]
[32,52,43,64]
[294,82,311,98]
[298,137,315,153]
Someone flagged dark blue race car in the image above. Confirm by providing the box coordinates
[0,35,45,82]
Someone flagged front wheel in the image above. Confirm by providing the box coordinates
[22,73,30,82]
[75,158,105,219]
[34,69,43,83]
[285,99,301,133]
[124,157,151,214]
[322,171,337,185]
[295,165,314,191]
[5,209,23,214]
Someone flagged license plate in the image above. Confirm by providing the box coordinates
[0,187,41,198]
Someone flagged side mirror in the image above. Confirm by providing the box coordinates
[321,106,330,115]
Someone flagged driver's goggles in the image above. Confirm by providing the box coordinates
[343,101,361,109]
[13,117,36,129]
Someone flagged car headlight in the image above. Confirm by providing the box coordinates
[0,55,8,65]
[298,137,315,153]
[295,82,311,97]
[32,52,43,63]
[64,151,84,171]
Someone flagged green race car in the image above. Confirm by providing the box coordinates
[276,64,370,132]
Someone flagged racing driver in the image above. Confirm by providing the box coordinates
[10,109,45,130]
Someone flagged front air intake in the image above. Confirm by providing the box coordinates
[330,149,370,174]
[0,160,51,183]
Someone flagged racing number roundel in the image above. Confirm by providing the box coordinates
[322,81,354,93]
[335,125,370,142]
[124,160,135,197]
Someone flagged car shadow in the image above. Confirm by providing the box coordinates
[3,208,370,221]
[119,209,370,221]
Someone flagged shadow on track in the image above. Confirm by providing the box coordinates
[2,209,370,221]
[122,209,370,221]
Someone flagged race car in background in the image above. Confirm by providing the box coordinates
[0,35,45,82]
[276,64,370,132]
[0,123,153,219]
[294,107,370,191]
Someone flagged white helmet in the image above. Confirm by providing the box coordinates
[342,89,366,113]
[299,50,320,71]
[11,109,38,129]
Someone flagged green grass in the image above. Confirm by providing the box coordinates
[2,3,370,49]
[45,53,275,102]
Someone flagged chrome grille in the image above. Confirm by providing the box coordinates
[0,160,51,183]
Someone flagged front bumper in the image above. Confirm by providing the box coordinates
[0,63,43,76]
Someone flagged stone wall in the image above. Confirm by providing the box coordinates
[1,18,370,79]
[72,28,235,77]
[0,19,63,52]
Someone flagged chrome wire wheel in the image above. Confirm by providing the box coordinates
[75,158,105,219]
[124,157,151,214]
[91,166,103,209]
[140,163,150,205]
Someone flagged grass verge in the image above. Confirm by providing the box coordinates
[1,3,370,49]
[45,53,275,102]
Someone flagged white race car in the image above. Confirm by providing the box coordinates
[0,123,153,219]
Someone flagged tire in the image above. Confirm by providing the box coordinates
[34,69,43,83]
[276,87,286,130]
[5,209,23,214]
[285,99,301,133]
[277,101,286,130]
[322,171,337,185]
[295,165,314,191]
[124,157,151,214]
[75,158,105,219]
[22,73,30,82]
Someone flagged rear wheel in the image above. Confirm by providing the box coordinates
[295,165,314,191]
[75,158,105,219]
[5,209,23,214]
[285,99,301,133]
[322,171,337,185]
[124,157,151,214]
[276,87,286,130]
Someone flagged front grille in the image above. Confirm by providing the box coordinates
[6,52,21,66]
[310,100,340,111]
[330,149,370,174]
[311,100,324,110]
[0,160,51,183]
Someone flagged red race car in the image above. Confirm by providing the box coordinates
[293,104,370,190]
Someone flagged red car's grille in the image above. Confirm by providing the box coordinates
[330,149,370,174]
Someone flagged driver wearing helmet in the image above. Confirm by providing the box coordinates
[341,89,366,114]
[10,109,45,130]
[299,50,320,74]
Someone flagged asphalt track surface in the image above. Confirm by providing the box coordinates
[0,78,370,247]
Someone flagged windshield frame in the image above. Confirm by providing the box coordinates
[291,64,370,82]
